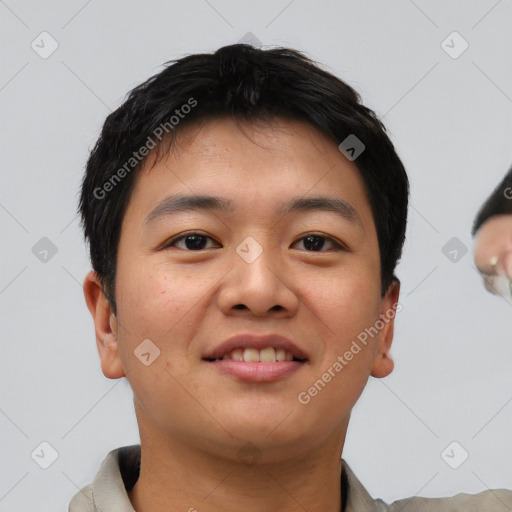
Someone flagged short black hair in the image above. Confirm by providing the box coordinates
[78,44,409,316]
[472,165,512,236]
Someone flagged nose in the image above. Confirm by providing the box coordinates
[216,239,300,318]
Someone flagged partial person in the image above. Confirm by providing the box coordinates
[473,166,512,298]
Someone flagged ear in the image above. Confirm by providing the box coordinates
[370,279,400,379]
[83,270,125,379]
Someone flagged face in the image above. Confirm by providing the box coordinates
[84,117,399,463]
[474,215,512,277]
[474,214,512,298]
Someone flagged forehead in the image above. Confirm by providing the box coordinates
[123,116,375,232]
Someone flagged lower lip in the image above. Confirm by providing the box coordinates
[205,360,305,382]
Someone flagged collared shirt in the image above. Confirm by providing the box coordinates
[68,444,512,511]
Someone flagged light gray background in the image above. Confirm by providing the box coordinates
[1,1,512,510]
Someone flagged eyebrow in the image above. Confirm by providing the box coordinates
[145,195,234,224]
[279,196,362,226]
[144,194,362,226]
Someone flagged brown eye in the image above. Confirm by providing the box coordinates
[292,234,346,252]
[163,232,220,251]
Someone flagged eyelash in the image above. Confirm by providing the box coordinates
[162,231,348,252]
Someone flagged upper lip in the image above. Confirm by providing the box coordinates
[203,333,309,361]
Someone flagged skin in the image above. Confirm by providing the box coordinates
[474,214,512,279]
[83,117,400,512]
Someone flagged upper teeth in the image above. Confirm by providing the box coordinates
[220,347,295,362]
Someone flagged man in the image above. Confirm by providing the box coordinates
[70,43,512,511]
[473,166,512,298]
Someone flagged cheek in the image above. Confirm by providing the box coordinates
[299,268,382,395]
[303,267,381,339]
[116,261,207,337]
[115,264,205,424]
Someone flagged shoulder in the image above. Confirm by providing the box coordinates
[67,445,140,511]
[341,459,512,512]
[68,483,94,511]
[388,488,512,512]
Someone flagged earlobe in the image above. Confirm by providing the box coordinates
[370,279,400,379]
[83,270,125,379]
[371,352,395,378]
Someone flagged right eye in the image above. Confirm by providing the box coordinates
[162,232,221,251]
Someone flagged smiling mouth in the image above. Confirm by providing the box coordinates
[203,347,308,363]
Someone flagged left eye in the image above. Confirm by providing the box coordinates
[164,233,220,251]
[291,234,344,252]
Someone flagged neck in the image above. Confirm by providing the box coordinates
[127,423,348,512]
